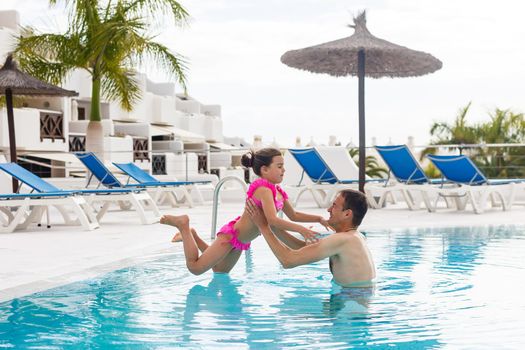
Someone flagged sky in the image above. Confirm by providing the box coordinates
[2,0,525,147]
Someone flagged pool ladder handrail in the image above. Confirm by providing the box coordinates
[211,176,248,239]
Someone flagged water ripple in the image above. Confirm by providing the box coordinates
[1,225,525,348]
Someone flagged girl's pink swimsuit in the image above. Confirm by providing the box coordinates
[217,178,288,251]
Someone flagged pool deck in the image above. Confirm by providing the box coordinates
[1,197,524,303]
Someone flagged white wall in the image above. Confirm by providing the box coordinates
[164,152,199,178]
[128,92,151,122]
[0,29,17,62]
[108,101,129,120]
[69,120,114,136]
[105,136,133,164]
[151,95,177,124]
[0,10,19,64]
[21,96,64,112]
[114,122,151,156]
[0,154,12,193]
[63,69,93,100]
[173,112,190,130]
[204,117,223,142]
[0,10,19,31]
[176,99,201,114]
[201,104,221,117]
[186,114,207,136]
[146,79,174,96]
[0,108,68,153]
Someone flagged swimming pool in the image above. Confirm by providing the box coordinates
[1,225,524,349]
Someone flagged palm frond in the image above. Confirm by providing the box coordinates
[16,0,190,121]
[130,40,188,92]
[348,148,389,178]
[124,0,189,26]
[426,103,525,178]
[101,66,141,111]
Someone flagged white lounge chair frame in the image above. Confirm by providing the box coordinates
[0,194,99,233]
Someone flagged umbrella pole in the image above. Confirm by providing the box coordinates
[5,88,18,192]
[358,49,365,193]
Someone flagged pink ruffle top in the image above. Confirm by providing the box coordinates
[247,178,288,211]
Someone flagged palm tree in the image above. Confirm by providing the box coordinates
[14,0,189,159]
[420,102,481,161]
[429,102,479,144]
[422,103,525,178]
[475,108,525,177]
[348,148,389,178]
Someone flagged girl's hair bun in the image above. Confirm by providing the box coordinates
[241,151,254,168]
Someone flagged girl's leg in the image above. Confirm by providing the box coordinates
[171,227,242,273]
[191,229,210,253]
[173,228,209,253]
[161,214,234,275]
[212,249,243,273]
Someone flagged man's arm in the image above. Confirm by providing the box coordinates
[256,188,319,242]
[259,225,344,268]
[271,226,306,250]
[246,199,344,268]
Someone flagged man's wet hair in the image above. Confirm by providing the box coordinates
[339,189,368,227]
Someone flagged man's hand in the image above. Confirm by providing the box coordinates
[299,226,320,243]
[318,217,334,232]
[245,199,268,228]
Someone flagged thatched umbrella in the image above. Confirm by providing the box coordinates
[281,11,442,192]
[0,54,78,192]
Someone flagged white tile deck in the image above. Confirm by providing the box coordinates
[1,197,524,302]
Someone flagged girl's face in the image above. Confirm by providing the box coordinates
[261,155,285,184]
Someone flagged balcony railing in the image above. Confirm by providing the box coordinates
[69,134,86,152]
[40,112,65,142]
[133,137,149,162]
[198,154,208,173]
[152,154,166,175]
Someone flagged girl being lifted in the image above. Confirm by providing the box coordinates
[160,147,329,275]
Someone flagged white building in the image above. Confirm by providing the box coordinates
[0,10,239,184]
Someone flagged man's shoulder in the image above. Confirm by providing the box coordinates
[332,230,361,238]
[325,231,356,243]
[329,231,362,243]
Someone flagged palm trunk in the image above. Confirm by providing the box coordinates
[86,76,105,162]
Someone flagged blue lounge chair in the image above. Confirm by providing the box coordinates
[113,162,212,207]
[373,145,448,210]
[0,163,99,232]
[0,162,160,225]
[375,145,440,185]
[427,154,524,213]
[287,147,384,207]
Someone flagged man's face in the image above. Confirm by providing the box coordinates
[326,194,350,226]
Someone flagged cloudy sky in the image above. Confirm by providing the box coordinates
[2,0,525,147]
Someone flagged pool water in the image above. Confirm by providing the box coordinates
[1,225,524,349]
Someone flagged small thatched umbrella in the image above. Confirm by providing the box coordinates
[281,11,442,192]
[0,54,78,192]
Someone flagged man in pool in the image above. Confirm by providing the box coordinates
[246,189,376,287]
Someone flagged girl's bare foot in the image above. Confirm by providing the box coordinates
[171,228,196,243]
[171,232,182,242]
[160,214,189,230]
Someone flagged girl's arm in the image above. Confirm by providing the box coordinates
[271,226,306,250]
[246,200,344,269]
[282,200,329,228]
[255,187,318,241]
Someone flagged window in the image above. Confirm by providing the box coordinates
[78,107,86,120]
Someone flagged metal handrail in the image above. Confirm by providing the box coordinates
[210,176,248,239]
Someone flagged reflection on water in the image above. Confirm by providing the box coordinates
[181,274,251,346]
[1,226,524,349]
[323,283,375,317]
